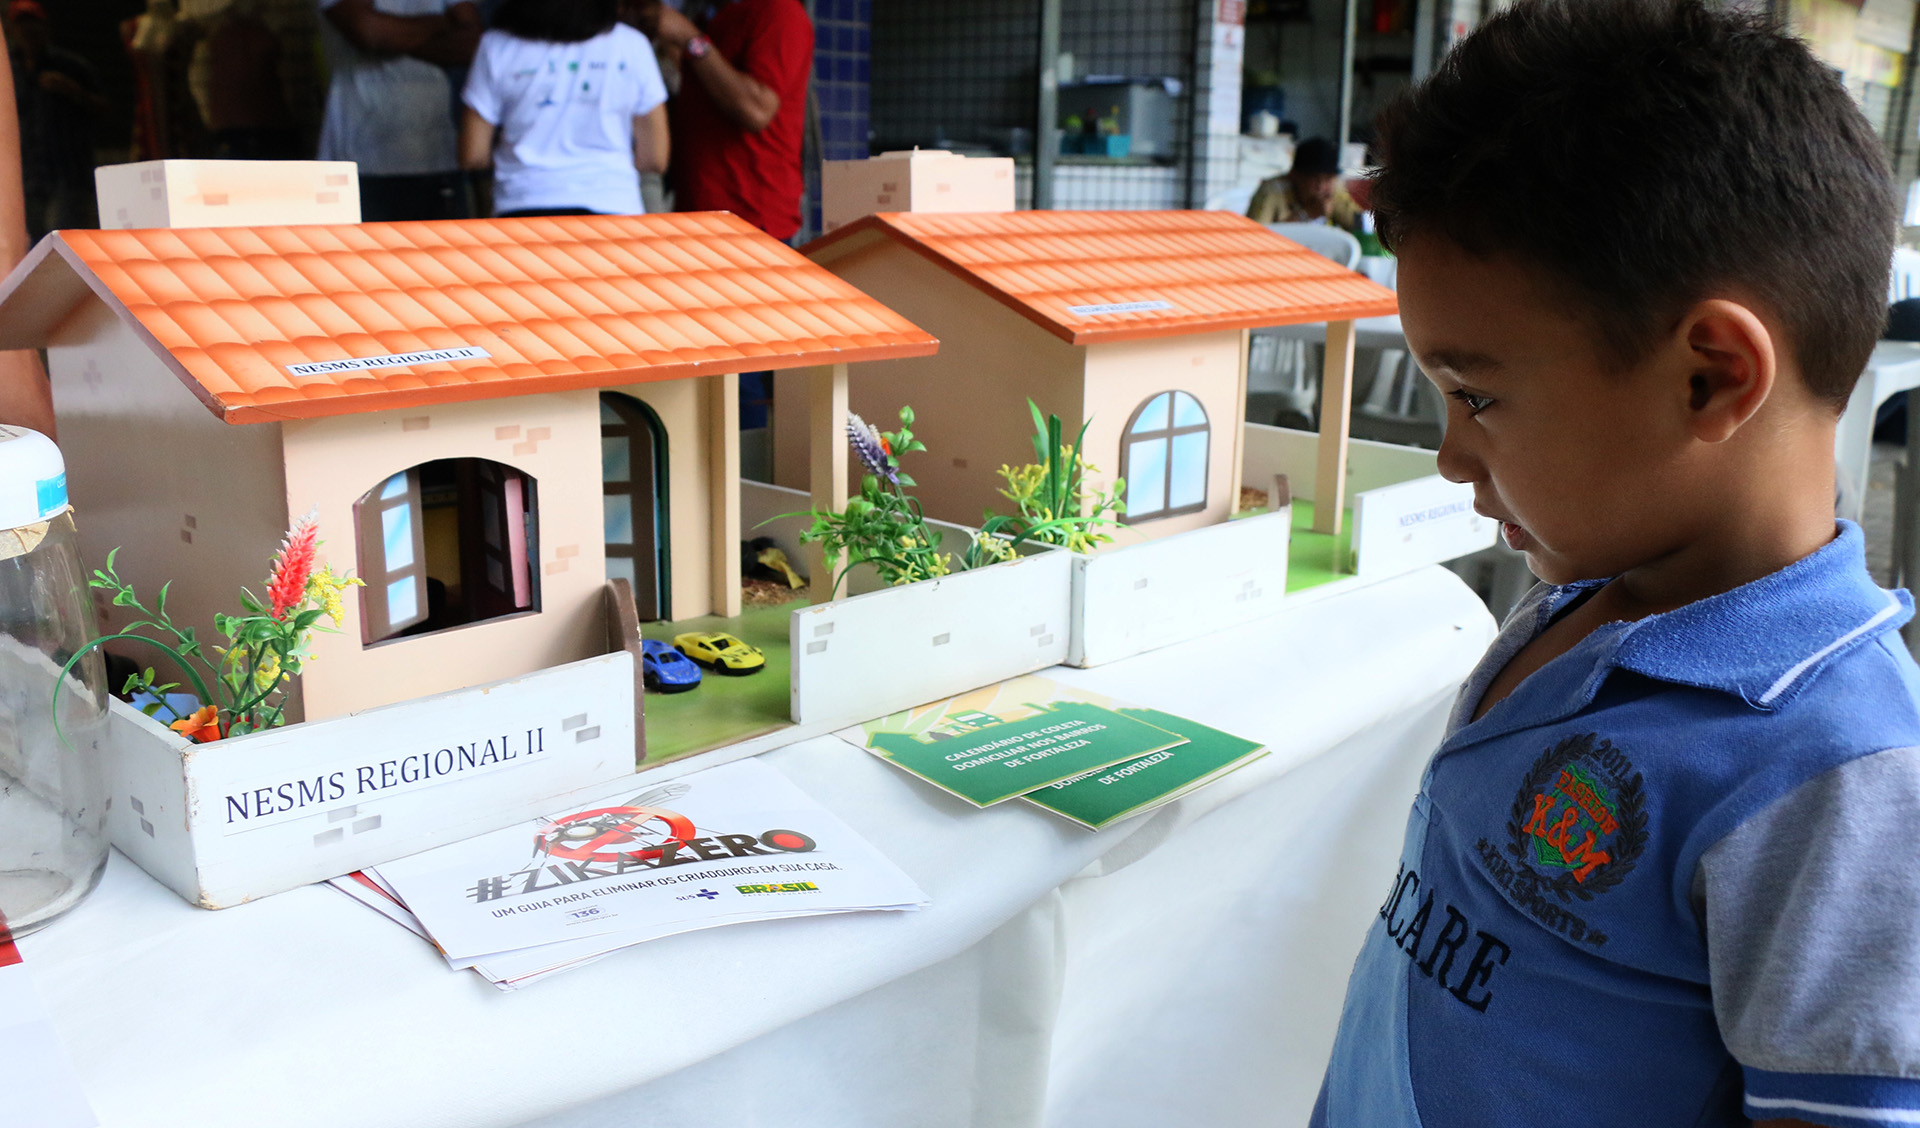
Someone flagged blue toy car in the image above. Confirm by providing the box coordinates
[640,639,702,693]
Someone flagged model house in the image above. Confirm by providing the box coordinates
[0,210,936,723]
[791,209,1397,540]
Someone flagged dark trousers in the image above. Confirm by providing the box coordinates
[358,172,469,223]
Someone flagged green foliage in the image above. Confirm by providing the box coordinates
[793,407,949,594]
[56,547,357,743]
[993,399,1126,554]
[782,401,1129,595]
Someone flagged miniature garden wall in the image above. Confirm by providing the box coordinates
[1241,424,1495,585]
[741,480,1072,728]
[85,647,636,908]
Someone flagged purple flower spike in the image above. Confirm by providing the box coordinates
[847,413,896,484]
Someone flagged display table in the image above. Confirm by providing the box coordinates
[22,565,1496,1128]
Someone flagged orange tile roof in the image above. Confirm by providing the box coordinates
[2,212,937,423]
[805,210,1397,345]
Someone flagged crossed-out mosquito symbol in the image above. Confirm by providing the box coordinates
[529,783,696,866]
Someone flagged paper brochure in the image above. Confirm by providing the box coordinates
[1021,708,1269,829]
[333,758,928,988]
[838,676,1189,806]
[838,675,1267,827]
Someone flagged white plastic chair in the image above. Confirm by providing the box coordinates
[1204,183,1258,215]
[1351,350,1445,450]
[1264,222,1362,269]
[1247,223,1366,427]
[1893,247,1920,303]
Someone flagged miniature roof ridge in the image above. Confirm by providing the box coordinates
[0,212,937,424]
[803,209,1397,346]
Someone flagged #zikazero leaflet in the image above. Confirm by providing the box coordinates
[369,758,928,964]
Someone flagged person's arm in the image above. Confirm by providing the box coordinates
[632,103,669,174]
[457,105,495,170]
[414,1,480,68]
[0,22,52,437]
[1701,748,1920,1128]
[38,69,108,115]
[323,0,478,66]
[643,4,781,132]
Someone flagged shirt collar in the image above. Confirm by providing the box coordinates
[1578,521,1908,711]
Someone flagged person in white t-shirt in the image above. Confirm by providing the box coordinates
[317,0,479,221]
[458,0,668,217]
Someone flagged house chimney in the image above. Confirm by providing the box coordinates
[820,149,1015,234]
[94,159,362,230]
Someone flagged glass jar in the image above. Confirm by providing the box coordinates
[0,426,108,936]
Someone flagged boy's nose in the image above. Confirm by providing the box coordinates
[1434,429,1481,485]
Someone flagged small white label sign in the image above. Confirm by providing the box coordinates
[287,346,491,377]
[1066,300,1174,317]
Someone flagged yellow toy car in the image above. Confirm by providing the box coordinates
[672,631,766,675]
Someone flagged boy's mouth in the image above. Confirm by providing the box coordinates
[1501,521,1532,551]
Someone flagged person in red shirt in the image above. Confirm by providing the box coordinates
[636,0,811,240]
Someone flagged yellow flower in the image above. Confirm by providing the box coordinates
[305,565,363,625]
[253,649,280,690]
[973,532,1016,564]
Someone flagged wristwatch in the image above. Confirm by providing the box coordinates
[685,34,712,60]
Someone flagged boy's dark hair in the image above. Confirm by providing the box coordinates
[1370,0,1896,407]
[492,0,618,43]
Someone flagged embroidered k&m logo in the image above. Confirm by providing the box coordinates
[1473,733,1649,947]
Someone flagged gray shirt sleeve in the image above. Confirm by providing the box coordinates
[1698,745,1920,1079]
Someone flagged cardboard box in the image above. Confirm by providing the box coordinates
[822,151,1015,233]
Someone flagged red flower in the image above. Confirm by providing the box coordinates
[265,512,319,621]
[169,705,224,743]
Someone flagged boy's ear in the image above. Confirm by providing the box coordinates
[1676,299,1777,444]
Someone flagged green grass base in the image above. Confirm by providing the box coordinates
[639,601,797,766]
[1287,500,1355,592]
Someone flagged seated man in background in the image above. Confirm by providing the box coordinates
[1248,136,1361,230]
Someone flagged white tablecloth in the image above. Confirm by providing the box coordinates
[22,566,1496,1128]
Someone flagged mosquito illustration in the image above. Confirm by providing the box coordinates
[518,782,697,871]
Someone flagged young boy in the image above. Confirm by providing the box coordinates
[1311,2,1920,1126]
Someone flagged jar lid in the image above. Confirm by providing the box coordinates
[0,426,68,530]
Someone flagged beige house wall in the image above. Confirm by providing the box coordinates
[1081,330,1246,542]
[46,302,294,711]
[282,390,607,721]
[790,243,1086,529]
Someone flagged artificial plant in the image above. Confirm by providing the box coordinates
[58,513,361,742]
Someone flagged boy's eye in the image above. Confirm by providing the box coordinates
[1448,389,1494,415]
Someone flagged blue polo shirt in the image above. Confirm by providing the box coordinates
[1313,522,1920,1128]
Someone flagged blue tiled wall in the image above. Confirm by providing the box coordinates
[808,0,870,234]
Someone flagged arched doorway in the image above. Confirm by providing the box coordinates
[601,393,671,620]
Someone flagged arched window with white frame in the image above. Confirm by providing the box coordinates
[354,458,539,645]
[1120,390,1210,523]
